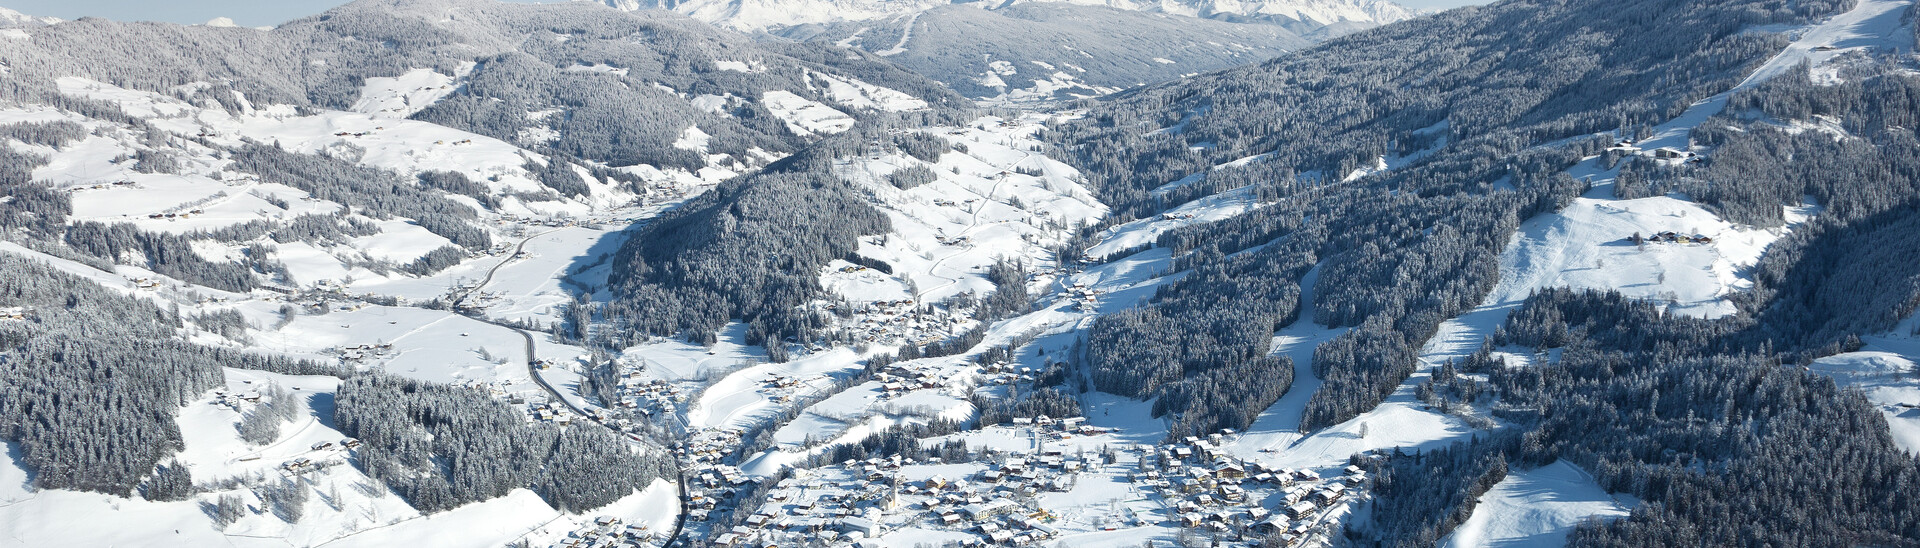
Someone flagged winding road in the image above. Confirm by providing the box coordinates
[451,228,692,547]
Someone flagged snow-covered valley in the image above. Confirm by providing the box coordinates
[2,0,1919,546]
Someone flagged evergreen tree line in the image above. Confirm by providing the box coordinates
[1055,0,1854,439]
[333,374,675,514]
[1357,437,1512,547]
[1043,0,1842,224]
[603,169,892,348]
[229,143,492,252]
[1336,44,1920,548]
[0,255,337,497]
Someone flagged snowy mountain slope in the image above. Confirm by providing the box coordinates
[0,0,963,167]
[609,0,1413,31]
[832,115,1105,304]
[0,0,965,292]
[776,4,1309,100]
[1438,461,1634,548]
[1413,0,1911,374]
[6,0,1920,546]
[0,371,680,548]
[0,2,960,545]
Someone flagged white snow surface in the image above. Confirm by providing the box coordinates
[606,0,1416,31]
[349,68,459,118]
[1086,183,1267,259]
[761,90,856,136]
[1440,461,1635,548]
[830,114,1105,306]
[808,70,929,111]
[1812,332,1920,453]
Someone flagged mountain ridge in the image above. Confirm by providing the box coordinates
[602,0,1416,31]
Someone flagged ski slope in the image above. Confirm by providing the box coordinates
[1439,461,1635,548]
[1811,344,1920,453]
[1086,183,1268,259]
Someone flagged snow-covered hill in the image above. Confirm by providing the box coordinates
[0,1,964,545]
[601,0,1400,102]
[611,0,1413,31]
[777,4,1309,100]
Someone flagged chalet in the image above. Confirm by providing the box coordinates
[1285,501,1318,519]
[841,517,882,538]
[1310,485,1346,505]
[311,441,335,451]
[961,499,1017,520]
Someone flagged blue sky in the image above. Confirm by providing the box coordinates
[1,0,1490,28]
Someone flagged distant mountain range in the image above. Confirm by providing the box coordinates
[600,0,1417,33]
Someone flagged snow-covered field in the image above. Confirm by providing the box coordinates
[762,90,856,136]
[833,114,1106,307]
[1439,461,1634,548]
[1087,183,1268,259]
[1492,162,1815,319]
[0,365,678,547]
[1812,344,1920,452]
[4,2,1911,544]
[1222,265,1478,474]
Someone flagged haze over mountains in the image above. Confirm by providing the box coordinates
[600,0,1413,100]
[0,0,1917,546]
[601,0,1416,30]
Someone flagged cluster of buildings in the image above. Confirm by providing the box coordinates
[612,372,690,416]
[931,198,981,208]
[679,429,747,468]
[526,400,582,426]
[1607,137,1705,165]
[550,515,660,548]
[210,388,264,409]
[1066,282,1101,313]
[701,423,1369,548]
[676,430,754,524]
[832,299,971,347]
[144,208,206,220]
[0,306,30,321]
[272,438,361,474]
[332,343,395,365]
[1636,231,1715,245]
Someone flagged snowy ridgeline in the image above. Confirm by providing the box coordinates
[610,0,1416,31]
